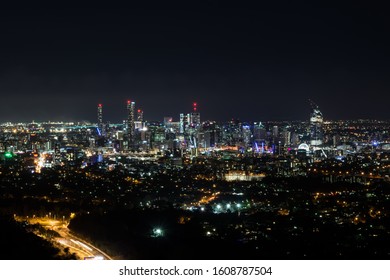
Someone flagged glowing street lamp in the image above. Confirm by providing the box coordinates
[152,228,164,237]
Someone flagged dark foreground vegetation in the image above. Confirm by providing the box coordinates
[0,215,75,260]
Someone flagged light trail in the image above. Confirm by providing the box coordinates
[15,216,113,260]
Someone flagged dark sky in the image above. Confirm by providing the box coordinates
[0,4,389,122]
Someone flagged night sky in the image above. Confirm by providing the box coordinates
[0,4,389,123]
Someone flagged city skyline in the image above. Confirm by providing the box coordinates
[0,98,389,124]
[2,4,390,267]
[1,96,390,260]
[0,5,390,122]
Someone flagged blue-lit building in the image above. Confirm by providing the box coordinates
[310,105,324,146]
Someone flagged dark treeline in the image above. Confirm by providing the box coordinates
[69,208,258,259]
[0,215,75,260]
[68,201,390,260]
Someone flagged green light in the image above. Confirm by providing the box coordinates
[4,152,13,158]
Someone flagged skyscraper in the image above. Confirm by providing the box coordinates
[309,101,324,146]
[127,100,135,148]
[281,129,291,146]
[137,109,143,122]
[190,102,200,127]
[97,103,103,136]
[253,122,266,143]
[179,113,186,133]
[272,125,279,138]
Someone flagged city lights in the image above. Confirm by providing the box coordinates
[1,101,390,261]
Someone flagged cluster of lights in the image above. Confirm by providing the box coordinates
[152,228,164,238]
[214,203,242,213]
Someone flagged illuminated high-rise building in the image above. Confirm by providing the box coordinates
[272,125,279,138]
[253,122,266,143]
[190,102,201,126]
[164,117,173,126]
[97,103,103,136]
[309,101,324,146]
[242,125,251,145]
[179,113,192,133]
[179,113,186,133]
[281,129,291,146]
[127,100,135,147]
[137,109,143,122]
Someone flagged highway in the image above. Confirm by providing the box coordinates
[16,216,113,260]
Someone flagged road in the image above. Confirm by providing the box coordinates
[16,216,113,260]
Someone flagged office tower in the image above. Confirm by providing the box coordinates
[97,103,103,136]
[164,117,173,126]
[127,100,135,147]
[137,109,143,122]
[179,113,186,133]
[281,129,291,146]
[190,102,201,126]
[272,126,279,138]
[309,101,324,146]
[242,125,252,145]
[253,122,266,142]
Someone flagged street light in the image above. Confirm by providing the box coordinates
[152,228,164,237]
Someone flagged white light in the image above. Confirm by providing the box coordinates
[153,228,163,237]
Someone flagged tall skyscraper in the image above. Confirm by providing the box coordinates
[242,125,251,145]
[137,109,143,122]
[127,100,135,147]
[190,102,201,126]
[97,103,103,136]
[281,129,291,146]
[309,101,324,146]
[179,113,186,133]
[272,125,279,138]
[253,122,266,143]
